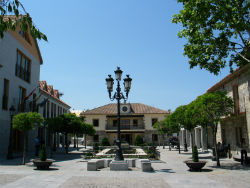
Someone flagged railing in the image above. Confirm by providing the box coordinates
[10,98,37,113]
[106,124,145,130]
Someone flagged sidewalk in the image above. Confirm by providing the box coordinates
[0,147,249,188]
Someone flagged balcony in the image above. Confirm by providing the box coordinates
[106,124,145,130]
[10,98,37,113]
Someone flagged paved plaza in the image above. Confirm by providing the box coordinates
[0,147,249,188]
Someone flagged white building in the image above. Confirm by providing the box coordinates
[0,16,43,155]
[82,103,170,145]
[37,81,71,147]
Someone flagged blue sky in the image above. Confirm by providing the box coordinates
[22,0,231,111]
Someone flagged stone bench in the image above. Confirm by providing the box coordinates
[136,159,150,168]
[87,159,105,171]
[125,159,136,167]
[110,160,129,171]
[141,162,152,172]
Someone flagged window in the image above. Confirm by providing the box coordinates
[93,135,99,142]
[18,87,26,112]
[19,31,31,44]
[133,119,138,126]
[121,119,130,129]
[47,101,50,118]
[152,118,158,126]
[51,102,54,117]
[233,85,240,115]
[93,119,99,127]
[16,50,31,82]
[2,79,9,110]
[113,120,117,127]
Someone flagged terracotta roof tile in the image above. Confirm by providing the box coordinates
[82,103,169,115]
[39,81,70,108]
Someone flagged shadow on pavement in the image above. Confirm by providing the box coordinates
[154,168,176,173]
[209,162,250,171]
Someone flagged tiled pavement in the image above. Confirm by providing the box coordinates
[0,147,249,188]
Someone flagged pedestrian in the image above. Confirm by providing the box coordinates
[35,137,40,156]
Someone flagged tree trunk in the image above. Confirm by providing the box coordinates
[177,133,181,154]
[162,135,165,149]
[22,132,26,165]
[84,134,87,149]
[74,134,76,148]
[76,134,79,151]
[213,124,220,167]
[65,133,68,154]
[53,132,56,151]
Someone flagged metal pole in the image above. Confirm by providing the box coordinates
[115,80,124,160]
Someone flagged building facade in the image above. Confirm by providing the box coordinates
[82,103,170,145]
[0,18,43,155]
[37,81,71,147]
[179,64,250,155]
[207,64,250,154]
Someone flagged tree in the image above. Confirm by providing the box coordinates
[12,112,44,164]
[172,0,250,75]
[0,0,47,40]
[165,108,183,153]
[46,116,62,153]
[80,123,95,149]
[153,120,168,148]
[195,91,233,166]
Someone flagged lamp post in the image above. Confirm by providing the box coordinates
[7,105,16,159]
[106,67,132,160]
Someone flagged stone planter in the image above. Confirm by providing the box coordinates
[184,160,206,172]
[33,159,54,170]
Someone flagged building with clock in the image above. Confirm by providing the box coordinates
[81,103,170,145]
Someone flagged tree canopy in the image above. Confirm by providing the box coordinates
[0,0,47,40]
[13,112,44,132]
[172,0,250,75]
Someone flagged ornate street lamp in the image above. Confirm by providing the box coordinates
[7,105,16,159]
[105,67,132,160]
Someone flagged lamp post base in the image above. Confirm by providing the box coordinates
[115,140,124,161]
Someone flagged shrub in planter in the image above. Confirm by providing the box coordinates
[185,145,206,171]
[192,145,199,162]
[40,144,47,161]
[135,135,144,146]
[101,137,110,146]
[85,152,93,157]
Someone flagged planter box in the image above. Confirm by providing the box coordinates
[33,159,54,170]
[184,160,206,172]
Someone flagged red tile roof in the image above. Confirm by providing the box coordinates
[39,81,70,108]
[82,103,170,115]
[207,63,250,92]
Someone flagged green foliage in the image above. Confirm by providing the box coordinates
[85,152,93,157]
[13,112,44,132]
[153,120,168,135]
[101,137,110,146]
[165,105,188,132]
[93,142,99,152]
[135,135,144,146]
[46,117,62,133]
[195,91,234,125]
[40,144,47,161]
[172,0,250,74]
[192,145,199,162]
[0,0,47,40]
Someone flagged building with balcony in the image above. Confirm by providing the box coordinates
[0,16,43,155]
[82,103,170,145]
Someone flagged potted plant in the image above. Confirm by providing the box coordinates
[33,144,54,170]
[184,145,206,171]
